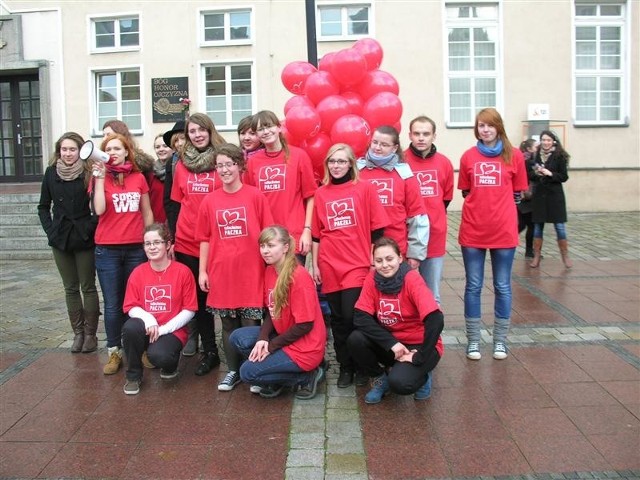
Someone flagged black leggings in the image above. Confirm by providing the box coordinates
[326,287,361,371]
[175,252,218,354]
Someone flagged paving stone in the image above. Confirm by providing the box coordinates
[287,449,324,468]
[290,418,326,434]
[289,433,326,450]
[578,333,608,341]
[326,436,365,455]
[326,408,359,422]
[326,421,362,437]
[285,467,325,480]
[325,454,367,474]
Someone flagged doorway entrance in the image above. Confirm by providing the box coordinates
[0,74,43,182]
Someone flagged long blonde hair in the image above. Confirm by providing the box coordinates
[259,225,297,318]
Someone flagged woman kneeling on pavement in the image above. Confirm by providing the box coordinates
[121,223,197,395]
[348,237,444,404]
[230,225,326,400]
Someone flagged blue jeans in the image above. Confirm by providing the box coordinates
[533,222,567,240]
[461,247,515,343]
[418,256,444,306]
[95,245,146,348]
[230,326,311,387]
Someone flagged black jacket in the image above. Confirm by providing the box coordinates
[530,150,569,224]
[37,166,97,252]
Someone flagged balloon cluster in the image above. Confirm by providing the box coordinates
[280,39,402,179]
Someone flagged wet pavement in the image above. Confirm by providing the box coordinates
[1,212,639,479]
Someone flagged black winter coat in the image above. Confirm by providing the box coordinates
[529,150,569,224]
[38,166,98,252]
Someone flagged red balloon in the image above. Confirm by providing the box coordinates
[316,95,351,133]
[285,105,321,140]
[362,92,403,130]
[318,52,336,75]
[302,132,332,182]
[393,121,402,134]
[330,115,372,158]
[353,38,384,70]
[281,61,317,95]
[284,95,314,115]
[356,70,400,100]
[341,91,364,116]
[332,48,368,87]
[280,120,302,147]
[304,71,340,105]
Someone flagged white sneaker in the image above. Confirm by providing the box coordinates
[493,342,508,360]
[466,342,481,360]
[249,385,262,394]
[218,371,241,391]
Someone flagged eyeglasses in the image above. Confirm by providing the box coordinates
[256,124,276,132]
[215,162,237,170]
[143,240,166,248]
[327,159,349,166]
[371,140,395,149]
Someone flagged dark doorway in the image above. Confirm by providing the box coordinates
[0,74,43,182]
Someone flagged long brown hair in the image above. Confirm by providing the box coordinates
[251,110,290,161]
[259,225,297,319]
[474,108,514,165]
[50,131,92,187]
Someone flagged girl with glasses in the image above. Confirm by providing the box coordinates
[196,144,274,392]
[357,125,429,272]
[121,223,197,395]
[311,143,389,388]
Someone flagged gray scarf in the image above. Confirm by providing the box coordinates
[182,144,216,173]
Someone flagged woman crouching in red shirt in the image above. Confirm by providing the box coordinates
[229,225,327,399]
[348,237,444,404]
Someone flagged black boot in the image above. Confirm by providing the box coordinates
[195,351,220,376]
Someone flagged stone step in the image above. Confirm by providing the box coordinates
[0,193,40,204]
[0,249,53,260]
[0,224,45,238]
[0,214,42,226]
[0,236,49,250]
[0,203,39,215]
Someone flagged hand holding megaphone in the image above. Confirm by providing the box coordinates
[80,140,113,178]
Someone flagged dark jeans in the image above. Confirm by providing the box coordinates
[326,287,361,371]
[175,252,218,354]
[347,330,441,395]
[230,326,310,387]
[122,317,183,381]
[221,316,261,371]
[95,245,146,348]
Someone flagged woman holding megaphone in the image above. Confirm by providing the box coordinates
[91,132,154,375]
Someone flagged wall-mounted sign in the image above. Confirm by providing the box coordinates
[151,77,189,123]
[527,103,550,121]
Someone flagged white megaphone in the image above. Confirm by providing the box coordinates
[80,140,111,163]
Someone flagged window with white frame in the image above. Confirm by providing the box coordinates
[317,3,370,40]
[200,8,252,45]
[203,63,253,128]
[91,16,139,51]
[574,2,627,124]
[94,69,142,132]
[445,3,500,126]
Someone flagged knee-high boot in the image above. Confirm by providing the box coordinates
[82,310,99,353]
[529,238,543,268]
[558,239,573,268]
[69,310,85,353]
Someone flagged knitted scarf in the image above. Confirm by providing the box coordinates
[56,159,84,181]
[364,151,399,171]
[182,144,216,173]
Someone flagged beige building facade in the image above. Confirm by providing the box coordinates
[1,0,638,211]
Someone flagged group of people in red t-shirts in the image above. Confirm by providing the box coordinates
[41,106,532,404]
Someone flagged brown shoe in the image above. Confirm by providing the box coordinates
[142,351,156,369]
[68,310,84,353]
[82,310,99,353]
[103,349,122,375]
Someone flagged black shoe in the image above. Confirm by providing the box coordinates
[525,250,534,258]
[295,367,324,400]
[195,352,220,376]
[337,368,354,388]
[355,371,368,387]
[259,384,284,399]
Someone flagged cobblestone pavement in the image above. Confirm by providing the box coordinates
[1,212,639,479]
